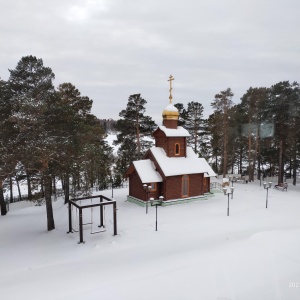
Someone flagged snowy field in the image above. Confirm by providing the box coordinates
[1,179,300,300]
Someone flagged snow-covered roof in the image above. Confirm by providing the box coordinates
[133,159,163,183]
[157,125,190,137]
[198,158,217,177]
[150,147,216,177]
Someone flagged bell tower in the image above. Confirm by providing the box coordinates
[152,75,188,157]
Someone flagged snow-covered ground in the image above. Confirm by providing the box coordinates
[105,133,118,154]
[1,179,300,300]
[104,133,154,155]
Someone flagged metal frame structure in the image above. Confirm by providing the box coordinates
[67,195,117,244]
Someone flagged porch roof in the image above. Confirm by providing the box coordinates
[150,147,216,177]
[133,159,163,183]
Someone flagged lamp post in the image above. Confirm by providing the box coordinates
[143,184,152,214]
[263,182,272,208]
[150,196,164,231]
[223,186,234,216]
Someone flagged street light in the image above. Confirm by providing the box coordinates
[223,186,234,216]
[263,182,272,208]
[150,196,164,231]
[143,184,152,214]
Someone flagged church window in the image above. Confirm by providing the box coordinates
[182,175,189,197]
[150,182,157,191]
[175,143,180,155]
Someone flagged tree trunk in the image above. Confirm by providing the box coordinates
[26,170,32,200]
[9,175,13,203]
[292,149,297,186]
[194,129,198,154]
[0,179,8,216]
[16,174,22,201]
[44,174,55,231]
[230,143,235,174]
[248,129,253,181]
[257,134,261,180]
[40,177,45,198]
[222,107,229,177]
[136,119,141,160]
[77,172,80,191]
[239,148,243,174]
[52,176,56,196]
[223,132,228,177]
[278,139,284,184]
[60,174,65,191]
[252,127,259,181]
[257,155,261,181]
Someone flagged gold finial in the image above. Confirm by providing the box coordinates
[168,75,174,103]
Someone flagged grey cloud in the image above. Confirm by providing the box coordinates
[1,0,300,123]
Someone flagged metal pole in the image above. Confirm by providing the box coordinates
[113,202,117,236]
[146,191,148,214]
[266,188,268,209]
[227,193,230,216]
[99,197,104,228]
[67,200,72,233]
[79,208,84,244]
[155,204,158,231]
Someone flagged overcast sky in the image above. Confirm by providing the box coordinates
[1,0,300,124]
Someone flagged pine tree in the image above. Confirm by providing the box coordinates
[114,94,156,177]
[3,56,114,226]
[266,81,300,184]
[55,82,94,201]
[239,87,269,181]
[0,78,16,215]
[210,88,234,176]
[174,103,188,126]
[285,83,300,185]
[184,101,206,155]
[8,55,56,229]
[73,114,112,194]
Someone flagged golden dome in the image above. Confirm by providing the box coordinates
[162,103,179,120]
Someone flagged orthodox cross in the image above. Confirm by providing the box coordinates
[168,75,174,103]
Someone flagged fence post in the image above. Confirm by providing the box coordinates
[99,196,104,228]
[113,201,117,236]
[79,208,84,244]
[67,200,72,233]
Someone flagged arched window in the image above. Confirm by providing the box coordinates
[150,182,157,191]
[175,143,180,155]
[182,175,189,197]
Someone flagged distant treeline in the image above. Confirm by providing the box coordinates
[99,119,117,133]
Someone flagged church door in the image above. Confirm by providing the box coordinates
[182,175,189,197]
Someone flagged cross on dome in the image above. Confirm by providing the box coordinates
[168,75,174,103]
